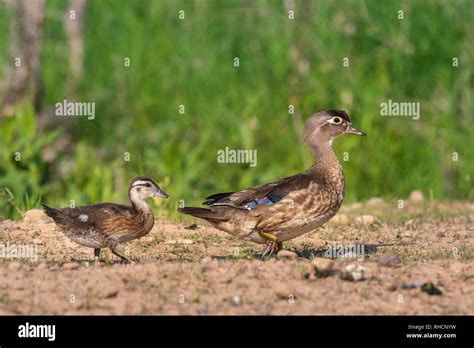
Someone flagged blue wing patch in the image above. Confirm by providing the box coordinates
[244,193,283,210]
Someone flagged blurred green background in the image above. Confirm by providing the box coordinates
[0,0,473,220]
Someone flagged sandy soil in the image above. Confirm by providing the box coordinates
[0,198,473,315]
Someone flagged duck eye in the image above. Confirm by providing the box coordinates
[332,117,343,124]
[145,183,151,188]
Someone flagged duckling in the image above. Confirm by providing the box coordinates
[43,177,169,263]
[178,110,366,258]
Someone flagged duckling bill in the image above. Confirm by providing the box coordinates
[43,177,168,263]
[178,110,366,258]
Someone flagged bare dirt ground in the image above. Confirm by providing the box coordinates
[0,198,473,315]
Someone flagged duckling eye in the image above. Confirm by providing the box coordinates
[332,117,343,124]
[144,183,151,188]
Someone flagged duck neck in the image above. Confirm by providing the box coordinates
[129,194,153,216]
[308,139,344,184]
[129,195,155,236]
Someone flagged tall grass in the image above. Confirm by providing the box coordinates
[0,0,473,220]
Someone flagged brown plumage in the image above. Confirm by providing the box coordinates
[178,110,366,257]
[43,176,169,263]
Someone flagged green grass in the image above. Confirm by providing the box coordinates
[0,0,473,220]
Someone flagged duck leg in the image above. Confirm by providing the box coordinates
[259,231,279,259]
[261,240,274,258]
[111,248,136,264]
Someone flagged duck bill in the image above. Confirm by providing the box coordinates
[346,124,367,136]
[153,188,169,198]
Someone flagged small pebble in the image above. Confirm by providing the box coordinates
[366,197,384,206]
[8,262,22,271]
[62,262,80,270]
[378,254,402,268]
[409,190,424,203]
[447,231,461,239]
[311,257,334,271]
[312,258,337,278]
[103,290,119,299]
[220,276,233,284]
[276,250,298,259]
[185,224,198,230]
[402,278,424,289]
[386,283,398,291]
[196,307,208,315]
[32,238,44,245]
[421,282,442,296]
[200,256,213,265]
[341,264,366,281]
[231,295,242,307]
[301,264,313,280]
[23,209,48,222]
[449,262,465,273]
[349,202,363,210]
[355,215,376,225]
[36,262,48,270]
[273,284,294,300]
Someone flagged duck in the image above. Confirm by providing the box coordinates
[178,110,366,258]
[42,177,169,263]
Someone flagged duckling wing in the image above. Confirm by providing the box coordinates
[80,203,138,237]
[45,203,134,231]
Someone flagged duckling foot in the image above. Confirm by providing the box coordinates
[93,248,104,263]
[111,248,136,264]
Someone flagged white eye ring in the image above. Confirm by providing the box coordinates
[328,116,343,124]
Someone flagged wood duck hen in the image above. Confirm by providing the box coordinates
[43,177,169,263]
[178,110,366,258]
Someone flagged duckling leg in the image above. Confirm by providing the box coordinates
[259,231,278,259]
[94,248,101,261]
[111,248,135,264]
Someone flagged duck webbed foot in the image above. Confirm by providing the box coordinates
[259,231,282,259]
[111,248,136,264]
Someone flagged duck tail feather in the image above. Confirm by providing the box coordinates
[177,207,227,221]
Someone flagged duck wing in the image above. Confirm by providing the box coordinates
[202,173,313,211]
[204,173,329,232]
[179,173,325,235]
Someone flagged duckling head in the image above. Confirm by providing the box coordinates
[304,110,366,148]
[129,177,169,205]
